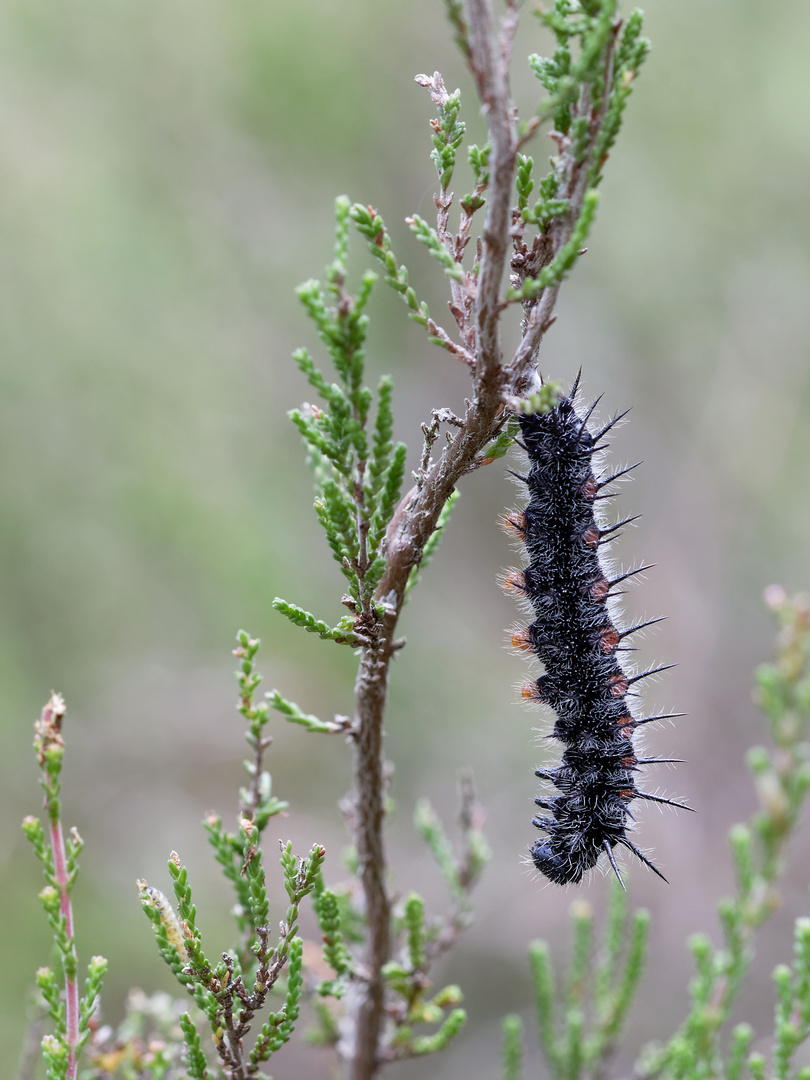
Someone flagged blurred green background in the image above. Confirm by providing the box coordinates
[3,0,810,1076]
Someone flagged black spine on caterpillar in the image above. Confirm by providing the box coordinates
[502,376,690,887]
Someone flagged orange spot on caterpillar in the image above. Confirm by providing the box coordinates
[582,525,600,546]
[621,754,637,768]
[583,476,598,500]
[501,569,527,594]
[620,788,635,800]
[616,714,634,738]
[600,628,620,651]
[591,577,610,601]
[610,674,629,697]
[522,682,541,701]
[511,627,534,652]
[500,510,527,538]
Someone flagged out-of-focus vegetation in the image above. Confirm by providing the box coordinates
[4,1,810,1076]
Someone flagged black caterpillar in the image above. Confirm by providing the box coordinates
[501,376,689,886]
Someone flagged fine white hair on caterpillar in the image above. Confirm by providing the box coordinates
[501,372,691,888]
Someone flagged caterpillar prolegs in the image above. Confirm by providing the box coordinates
[501,376,690,886]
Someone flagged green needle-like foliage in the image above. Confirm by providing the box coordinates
[406,214,465,280]
[441,0,470,60]
[366,784,487,1062]
[281,196,412,646]
[412,1008,467,1055]
[370,441,408,551]
[133,635,328,1078]
[641,590,810,1080]
[510,0,650,306]
[508,190,599,300]
[415,797,468,905]
[405,893,428,972]
[516,154,534,213]
[463,142,491,215]
[427,82,465,189]
[414,784,490,946]
[351,203,433,328]
[272,597,360,645]
[266,688,335,734]
[367,374,395,497]
[501,1015,525,1080]
[23,695,108,1080]
[521,881,649,1080]
[250,937,306,1065]
[313,884,354,990]
[180,1012,210,1080]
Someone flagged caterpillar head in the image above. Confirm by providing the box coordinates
[530,839,583,885]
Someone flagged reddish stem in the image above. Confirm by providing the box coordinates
[36,693,81,1080]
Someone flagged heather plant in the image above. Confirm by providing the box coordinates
[18,3,810,1080]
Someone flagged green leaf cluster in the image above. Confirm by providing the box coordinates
[588,9,651,188]
[518,160,570,232]
[351,202,433,327]
[23,696,108,1080]
[414,790,491,938]
[311,876,356,1001]
[140,843,325,1074]
[280,197,408,644]
[640,591,810,1080]
[233,630,290,827]
[510,190,599,302]
[407,213,464,281]
[136,636,327,1077]
[502,882,648,1080]
[483,418,521,462]
[517,381,564,417]
[307,780,488,1059]
[179,1012,209,1079]
[203,635,289,953]
[531,0,627,135]
[384,892,467,1059]
[462,143,491,215]
[428,84,465,190]
[512,1,650,301]
[35,957,108,1080]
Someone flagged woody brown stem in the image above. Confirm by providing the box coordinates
[345,4,518,1077]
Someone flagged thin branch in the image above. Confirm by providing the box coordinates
[467,0,518,390]
[36,694,81,1080]
[509,282,562,383]
[509,23,621,382]
[345,8,518,1076]
[347,633,393,1080]
[427,318,476,366]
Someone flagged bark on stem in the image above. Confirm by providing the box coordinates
[348,636,393,1080]
[467,0,517,385]
[346,6,518,1077]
